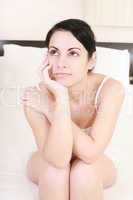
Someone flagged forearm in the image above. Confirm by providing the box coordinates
[42,97,73,168]
[71,121,99,163]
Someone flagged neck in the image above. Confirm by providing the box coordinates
[68,75,89,104]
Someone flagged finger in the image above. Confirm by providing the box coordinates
[40,64,51,80]
[43,65,52,81]
[42,64,51,74]
[39,56,48,70]
[37,55,49,80]
[47,65,53,79]
[37,64,46,81]
[21,87,36,100]
[42,55,49,66]
[41,55,49,72]
[38,81,45,90]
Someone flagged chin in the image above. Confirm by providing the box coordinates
[54,75,79,88]
[56,79,70,86]
[55,78,74,87]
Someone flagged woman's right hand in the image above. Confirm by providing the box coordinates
[39,56,69,102]
[20,56,55,118]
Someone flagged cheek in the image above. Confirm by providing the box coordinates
[71,67,85,81]
[48,55,59,65]
[73,61,86,74]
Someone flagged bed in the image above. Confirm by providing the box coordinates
[0,40,133,200]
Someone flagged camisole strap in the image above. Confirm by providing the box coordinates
[94,76,111,108]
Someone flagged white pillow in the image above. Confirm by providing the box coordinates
[1,44,130,109]
[0,45,47,175]
[2,44,47,88]
[94,46,130,87]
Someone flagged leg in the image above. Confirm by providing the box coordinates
[26,151,70,200]
[70,154,117,200]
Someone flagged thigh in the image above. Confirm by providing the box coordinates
[70,154,117,189]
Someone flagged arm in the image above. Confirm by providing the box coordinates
[71,80,125,164]
[22,87,73,169]
[23,105,50,152]
[23,62,73,168]
[23,95,73,168]
[42,95,73,168]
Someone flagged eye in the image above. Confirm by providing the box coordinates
[69,51,79,57]
[49,49,59,56]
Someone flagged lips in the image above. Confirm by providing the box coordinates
[55,73,71,75]
[54,73,71,78]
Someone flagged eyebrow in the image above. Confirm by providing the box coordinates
[49,46,81,51]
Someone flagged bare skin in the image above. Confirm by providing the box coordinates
[23,73,119,200]
[22,30,125,200]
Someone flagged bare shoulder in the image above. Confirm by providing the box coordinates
[91,73,125,95]
[101,78,125,98]
[97,77,125,109]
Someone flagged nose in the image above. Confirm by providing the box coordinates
[56,55,67,69]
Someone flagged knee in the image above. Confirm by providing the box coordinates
[39,158,70,184]
[70,160,101,189]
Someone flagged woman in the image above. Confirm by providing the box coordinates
[21,19,125,200]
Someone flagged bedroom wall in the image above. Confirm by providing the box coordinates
[1,0,133,42]
[84,0,133,42]
[0,0,84,40]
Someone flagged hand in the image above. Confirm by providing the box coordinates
[39,57,69,101]
[20,86,54,123]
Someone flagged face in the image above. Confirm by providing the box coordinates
[47,30,92,87]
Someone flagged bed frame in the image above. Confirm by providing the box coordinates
[0,40,133,84]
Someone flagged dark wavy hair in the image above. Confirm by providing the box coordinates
[45,18,96,72]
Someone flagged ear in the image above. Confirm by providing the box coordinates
[88,51,96,70]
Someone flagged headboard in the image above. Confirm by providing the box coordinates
[0,40,133,84]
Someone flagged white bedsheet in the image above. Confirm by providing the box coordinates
[0,85,133,200]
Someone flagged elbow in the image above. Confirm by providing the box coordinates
[82,154,99,164]
[48,160,70,169]
[86,154,100,164]
[41,152,71,169]
[80,149,101,164]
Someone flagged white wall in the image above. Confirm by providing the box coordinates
[1,0,133,42]
[0,0,84,40]
[84,0,133,42]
